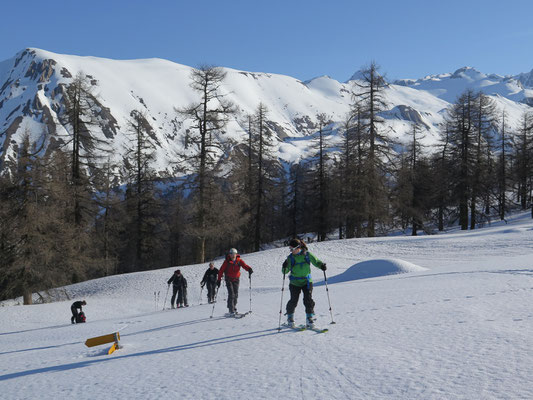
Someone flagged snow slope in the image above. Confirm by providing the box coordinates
[1,213,532,399]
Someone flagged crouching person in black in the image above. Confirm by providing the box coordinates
[167,269,188,308]
[71,300,86,324]
[201,262,219,303]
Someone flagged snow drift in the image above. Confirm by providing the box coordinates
[321,258,428,284]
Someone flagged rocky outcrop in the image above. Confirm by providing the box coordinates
[386,105,430,129]
[24,59,57,83]
[0,116,23,169]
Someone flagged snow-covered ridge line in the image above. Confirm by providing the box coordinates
[0,48,532,173]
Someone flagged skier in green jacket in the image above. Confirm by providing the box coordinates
[282,238,326,328]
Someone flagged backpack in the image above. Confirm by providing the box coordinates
[76,311,86,323]
[288,252,312,287]
[289,252,310,267]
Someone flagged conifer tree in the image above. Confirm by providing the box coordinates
[513,111,533,214]
[176,65,236,262]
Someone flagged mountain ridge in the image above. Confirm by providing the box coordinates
[0,48,532,173]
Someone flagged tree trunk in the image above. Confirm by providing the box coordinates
[23,289,32,305]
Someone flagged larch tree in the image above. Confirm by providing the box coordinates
[350,62,395,236]
[121,110,161,271]
[176,65,236,262]
[513,111,533,214]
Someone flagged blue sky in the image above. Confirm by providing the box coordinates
[1,0,532,81]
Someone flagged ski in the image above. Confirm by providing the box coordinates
[297,324,328,333]
[280,323,306,331]
[224,312,251,319]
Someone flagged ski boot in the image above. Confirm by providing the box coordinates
[306,313,315,329]
[287,313,295,327]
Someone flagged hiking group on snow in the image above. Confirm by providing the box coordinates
[70,238,329,330]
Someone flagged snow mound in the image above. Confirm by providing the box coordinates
[324,258,428,284]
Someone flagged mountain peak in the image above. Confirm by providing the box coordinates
[450,66,486,81]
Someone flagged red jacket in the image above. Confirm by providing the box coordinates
[218,254,252,280]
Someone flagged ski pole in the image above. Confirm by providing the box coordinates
[323,269,336,324]
[248,273,252,314]
[154,291,157,311]
[210,285,220,318]
[198,285,204,305]
[162,284,170,310]
[277,273,286,332]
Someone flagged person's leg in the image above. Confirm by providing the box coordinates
[71,306,77,324]
[183,287,188,306]
[177,288,183,307]
[171,286,177,308]
[286,284,302,315]
[232,279,240,312]
[225,279,234,312]
[207,282,214,302]
[302,283,315,314]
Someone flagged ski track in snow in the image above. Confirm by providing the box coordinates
[0,213,533,399]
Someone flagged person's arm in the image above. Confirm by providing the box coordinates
[282,258,290,274]
[167,276,173,285]
[217,261,227,281]
[239,259,252,273]
[201,270,208,284]
[308,252,325,269]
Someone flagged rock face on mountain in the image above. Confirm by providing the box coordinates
[516,69,533,88]
[0,49,531,173]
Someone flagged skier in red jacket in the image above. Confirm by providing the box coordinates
[217,248,253,316]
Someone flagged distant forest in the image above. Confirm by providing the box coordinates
[1,63,532,304]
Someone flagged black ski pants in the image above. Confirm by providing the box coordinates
[286,282,315,315]
[71,305,79,323]
[225,278,240,313]
[171,286,188,307]
[206,281,216,303]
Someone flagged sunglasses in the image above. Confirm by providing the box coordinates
[289,245,300,251]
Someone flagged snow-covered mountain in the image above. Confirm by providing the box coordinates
[1,211,532,399]
[394,66,533,105]
[515,68,533,92]
[0,48,532,173]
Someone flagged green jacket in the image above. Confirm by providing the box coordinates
[282,250,324,287]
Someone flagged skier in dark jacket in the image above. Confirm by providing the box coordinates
[282,238,326,328]
[167,270,188,308]
[71,300,86,324]
[217,248,253,315]
[201,262,219,303]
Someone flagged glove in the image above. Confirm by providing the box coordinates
[248,268,253,276]
[201,283,205,288]
[320,263,327,271]
[217,280,221,288]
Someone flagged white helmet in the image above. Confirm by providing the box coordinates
[229,248,238,255]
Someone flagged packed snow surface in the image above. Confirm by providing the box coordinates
[1,213,533,399]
